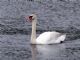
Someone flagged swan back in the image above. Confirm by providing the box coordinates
[36,31,66,44]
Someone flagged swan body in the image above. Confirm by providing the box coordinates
[26,14,66,44]
[36,31,66,44]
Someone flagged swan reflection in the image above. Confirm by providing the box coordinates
[31,44,66,60]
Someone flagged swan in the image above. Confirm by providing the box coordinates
[25,14,66,44]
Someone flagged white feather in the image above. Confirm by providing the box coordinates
[28,14,66,44]
[36,31,66,44]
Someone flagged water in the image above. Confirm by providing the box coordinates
[0,0,80,34]
[0,0,80,60]
[0,34,80,60]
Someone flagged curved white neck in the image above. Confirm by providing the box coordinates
[31,18,37,44]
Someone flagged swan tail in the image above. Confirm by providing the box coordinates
[55,34,66,43]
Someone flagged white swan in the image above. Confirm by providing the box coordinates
[26,14,66,44]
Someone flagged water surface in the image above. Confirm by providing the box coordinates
[0,34,80,60]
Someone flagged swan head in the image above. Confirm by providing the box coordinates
[25,14,37,22]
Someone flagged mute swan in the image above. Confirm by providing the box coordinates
[25,14,66,44]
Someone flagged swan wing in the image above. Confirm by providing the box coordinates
[50,34,66,44]
[36,32,51,44]
[36,31,66,44]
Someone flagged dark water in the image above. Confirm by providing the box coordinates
[0,34,80,60]
[0,0,80,35]
[0,0,80,60]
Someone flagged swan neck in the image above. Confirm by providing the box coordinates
[31,18,37,44]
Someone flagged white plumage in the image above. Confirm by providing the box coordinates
[36,31,66,44]
[27,14,66,44]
